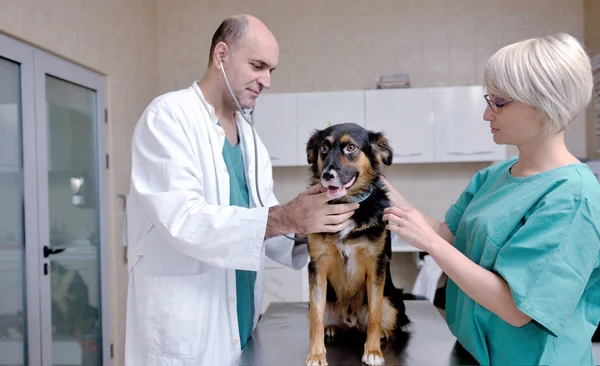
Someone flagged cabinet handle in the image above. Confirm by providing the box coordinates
[394,152,423,157]
[270,156,282,160]
[448,151,492,155]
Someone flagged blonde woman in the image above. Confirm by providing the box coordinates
[383,33,600,365]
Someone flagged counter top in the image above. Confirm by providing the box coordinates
[236,300,478,365]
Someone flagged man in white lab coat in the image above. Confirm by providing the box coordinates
[124,14,359,366]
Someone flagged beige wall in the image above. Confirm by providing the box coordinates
[0,0,592,365]
[155,0,586,220]
[585,0,600,159]
[0,0,158,364]
[157,0,584,94]
[156,0,586,208]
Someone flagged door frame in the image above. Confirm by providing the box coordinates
[33,48,110,366]
[0,31,42,366]
[0,31,111,365]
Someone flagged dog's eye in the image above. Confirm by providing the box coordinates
[345,144,356,153]
[319,144,329,154]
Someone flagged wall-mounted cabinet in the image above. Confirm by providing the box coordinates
[253,86,507,167]
[365,88,436,164]
[433,86,506,162]
[252,92,298,167]
[296,90,366,165]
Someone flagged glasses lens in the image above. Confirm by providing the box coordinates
[484,95,496,112]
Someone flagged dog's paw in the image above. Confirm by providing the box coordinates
[362,349,384,366]
[325,325,336,340]
[306,351,328,366]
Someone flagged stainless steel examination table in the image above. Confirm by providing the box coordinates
[235,300,479,365]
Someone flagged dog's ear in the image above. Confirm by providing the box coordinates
[306,129,322,165]
[369,131,393,166]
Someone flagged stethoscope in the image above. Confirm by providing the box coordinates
[220,59,307,244]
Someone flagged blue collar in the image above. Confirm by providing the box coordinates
[346,186,374,203]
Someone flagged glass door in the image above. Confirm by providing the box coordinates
[0,33,41,366]
[33,49,109,366]
[0,49,29,366]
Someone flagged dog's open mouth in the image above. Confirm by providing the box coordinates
[324,174,357,199]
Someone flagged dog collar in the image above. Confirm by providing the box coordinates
[347,185,374,203]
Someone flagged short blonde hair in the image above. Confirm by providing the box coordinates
[484,32,593,133]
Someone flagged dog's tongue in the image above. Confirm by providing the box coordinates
[326,176,356,198]
[343,175,357,188]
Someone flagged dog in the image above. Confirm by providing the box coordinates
[304,122,410,366]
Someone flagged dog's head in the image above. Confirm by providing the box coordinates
[306,122,393,200]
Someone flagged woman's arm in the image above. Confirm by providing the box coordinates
[382,178,455,245]
[382,206,532,328]
[428,234,532,327]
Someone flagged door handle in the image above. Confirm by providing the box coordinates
[43,245,66,258]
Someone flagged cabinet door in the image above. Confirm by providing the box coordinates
[365,89,435,163]
[252,93,298,166]
[434,86,506,162]
[296,91,365,165]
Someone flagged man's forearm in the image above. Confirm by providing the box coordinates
[264,204,297,239]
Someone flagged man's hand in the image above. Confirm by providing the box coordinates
[265,183,359,239]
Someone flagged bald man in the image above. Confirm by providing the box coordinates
[124,14,358,366]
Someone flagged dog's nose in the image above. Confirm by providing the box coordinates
[322,170,336,181]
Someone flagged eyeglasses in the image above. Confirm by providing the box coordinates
[484,94,515,113]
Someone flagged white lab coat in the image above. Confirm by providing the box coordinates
[124,82,309,366]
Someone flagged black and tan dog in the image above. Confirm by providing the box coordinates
[304,122,410,366]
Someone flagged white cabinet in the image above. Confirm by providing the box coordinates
[253,87,506,167]
[252,93,298,166]
[433,86,506,162]
[296,91,365,165]
[365,88,435,163]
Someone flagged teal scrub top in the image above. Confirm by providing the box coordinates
[444,156,600,365]
[220,126,256,350]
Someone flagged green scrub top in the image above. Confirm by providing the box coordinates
[220,125,256,350]
[444,156,600,365]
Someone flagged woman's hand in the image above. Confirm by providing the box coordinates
[382,206,440,252]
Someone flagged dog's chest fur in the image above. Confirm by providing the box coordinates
[332,221,381,282]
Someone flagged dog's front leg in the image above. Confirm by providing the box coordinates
[306,258,329,366]
[363,261,385,366]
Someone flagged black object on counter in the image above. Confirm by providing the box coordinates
[236,300,479,365]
